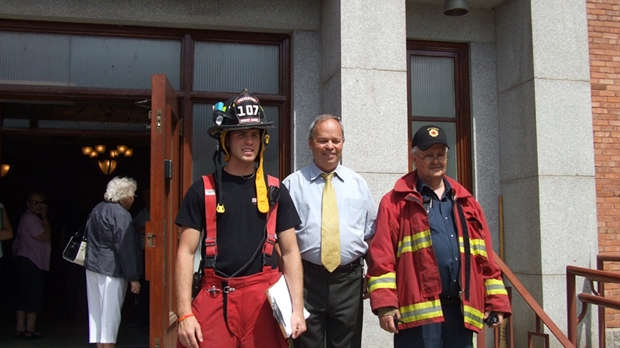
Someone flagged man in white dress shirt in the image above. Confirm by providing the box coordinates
[283,114,377,348]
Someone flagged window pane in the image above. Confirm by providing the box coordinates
[411,121,457,180]
[1,102,149,131]
[192,104,279,182]
[71,36,181,89]
[0,32,181,89]
[0,32,70,86]
[194,42,279,94]
[191,104,213,179]
[410,56,455,118]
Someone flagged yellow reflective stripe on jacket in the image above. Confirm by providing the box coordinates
[368,272,396,292]
[485,278,508,296]
[399,299,443,324]
[463,305,484,329]
[397,230,432,257]
[458,237,488,258]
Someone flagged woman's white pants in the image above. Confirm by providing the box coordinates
[86,269,128,344]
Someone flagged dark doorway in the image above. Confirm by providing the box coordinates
[0,101,151,347]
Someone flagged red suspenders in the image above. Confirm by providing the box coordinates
[202,174,218,259]
[201,174,279,268]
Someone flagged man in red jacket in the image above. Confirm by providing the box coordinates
[367,125,511,348]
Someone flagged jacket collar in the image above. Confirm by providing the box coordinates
[393,170,472,200]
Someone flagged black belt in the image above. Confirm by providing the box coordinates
[302,259,363,272]
[440,297,461,306]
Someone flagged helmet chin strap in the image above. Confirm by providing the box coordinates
[213,141,226,214]
[219,130,230,162]
[216,129,270,214]
[255,131,270,213]
[210,89,273,215]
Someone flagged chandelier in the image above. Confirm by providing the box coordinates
[82,144,133,175]
[0,163,9,177]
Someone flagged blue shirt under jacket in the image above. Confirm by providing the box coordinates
[417,178,460,298]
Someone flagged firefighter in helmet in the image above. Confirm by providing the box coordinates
[175,90,306,348]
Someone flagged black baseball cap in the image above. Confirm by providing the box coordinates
[412,125,449,150]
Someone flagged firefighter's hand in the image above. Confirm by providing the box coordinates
[484,311,505,328]
[290,310,307,339]
[177,315,203,348]
[378,307,400,334]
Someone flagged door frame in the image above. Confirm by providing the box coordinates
[148,74,182,347]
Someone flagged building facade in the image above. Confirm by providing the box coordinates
[0,0,602,346]
[588,0,620,332]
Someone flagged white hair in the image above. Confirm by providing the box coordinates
[104,176,137,202]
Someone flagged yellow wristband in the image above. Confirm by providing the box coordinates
[177,313,194,323]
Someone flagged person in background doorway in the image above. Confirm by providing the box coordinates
[0,202,13,271]
[0,202,14,313]
[132,187,150,328]
[84,177,141,348]
[366,125,511,348]
[12,191,51,340]
[283,114,377,348]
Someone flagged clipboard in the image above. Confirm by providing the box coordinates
[266,274,310,338]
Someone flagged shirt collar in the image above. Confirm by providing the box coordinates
[309,161,342,182]
[416,177,452,199]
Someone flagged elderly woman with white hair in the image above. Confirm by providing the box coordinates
[84,176,141,348]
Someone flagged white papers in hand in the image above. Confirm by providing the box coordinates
[266,274,310,338]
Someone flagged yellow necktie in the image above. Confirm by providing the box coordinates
[320,173,340,272]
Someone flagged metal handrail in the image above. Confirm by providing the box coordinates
[493,252,575,347]
[566,265,619,346]
[567,254,620,348]
[597,253,620,348]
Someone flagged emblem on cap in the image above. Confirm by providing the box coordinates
[428,127,440,137]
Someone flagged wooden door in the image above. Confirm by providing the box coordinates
[147,74,181,348]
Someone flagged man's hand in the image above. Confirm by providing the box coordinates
[484,311,505,328]
[377,307,400,334]
[290,309,307,339]
[362,277,370,299]
[177,316,203,348]
[175,227,201,346]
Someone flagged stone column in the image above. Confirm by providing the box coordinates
[496,0,596,346]
[320,0,410,200]
[319,1,409,345]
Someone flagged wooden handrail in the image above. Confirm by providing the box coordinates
[487,252,620,347]
[578,293,620,311]
[567,256,620,348]
[493,252,575,347]
[597,253,620,263]
[597,253,620,348]
[567,265,620,284]
[567,264,620,345]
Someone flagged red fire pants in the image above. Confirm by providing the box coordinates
[178,268,288,348]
